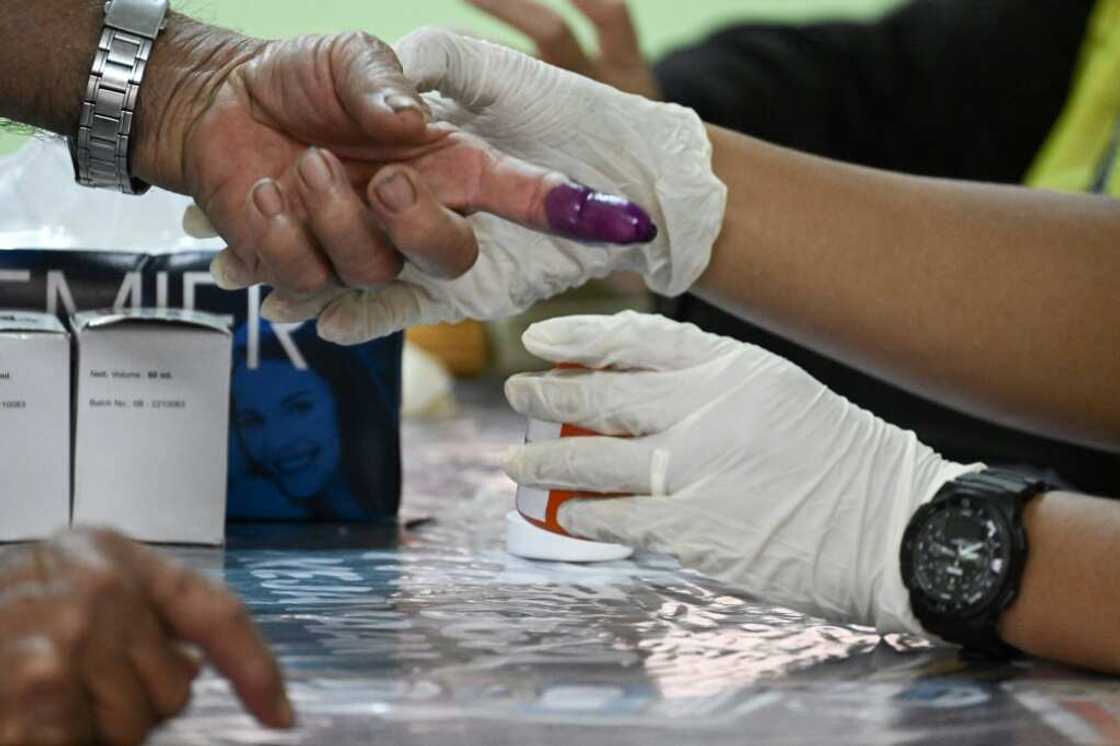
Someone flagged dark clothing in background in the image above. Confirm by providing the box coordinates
[654,0,1120,495]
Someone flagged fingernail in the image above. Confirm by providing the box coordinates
[299,148,332,191]
[252,179,284,219]
[545,183,659,245]
[497,447,524,479]
[385,93,421,114]
[503,377,527,412]
[211,254,250,290]
[375,172,417,212]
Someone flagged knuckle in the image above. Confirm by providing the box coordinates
[11,645,69,693]
[339,253,402,289]
[82,564,126,597]
[539,18,575,47]
[287,264,332,295]
[52,604,93,650]
[163,676,193,717]
[213,594,251,629]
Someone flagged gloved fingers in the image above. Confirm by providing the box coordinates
[396,27,518,109]
[522,311,735,371]
[183,203,219,239]
[317,283,443,344]
[557,494,678,550]
[261,287,348,325]
[505,368,697,436]
[464,0,595,76]
[330,31,430,141]
[502,436,670,495]
[366,165,480,279]
[292,147,406,288]
[210,249,257,291]
[569,0,643,67]
[246,178,340,296]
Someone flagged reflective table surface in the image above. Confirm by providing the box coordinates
[154,382,1120,745]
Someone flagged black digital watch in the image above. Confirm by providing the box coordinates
[900,468,1050,657]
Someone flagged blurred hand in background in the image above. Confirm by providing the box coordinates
[0,529,290,745]
[465,0,662,99]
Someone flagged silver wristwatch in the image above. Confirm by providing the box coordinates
[68,0,170,195]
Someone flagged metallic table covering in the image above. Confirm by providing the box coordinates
[153,382,1120,745]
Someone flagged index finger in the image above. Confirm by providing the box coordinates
[137,549,293,729]
[476,149,659,245]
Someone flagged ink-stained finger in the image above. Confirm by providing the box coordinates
[472,150,658,245]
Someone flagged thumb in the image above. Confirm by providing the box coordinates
[557,495,676,551]
[332,32,430,141]
[317,283,451,344]
[522,310,736,371]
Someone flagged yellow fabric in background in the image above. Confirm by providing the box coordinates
[1026,0,1120,196]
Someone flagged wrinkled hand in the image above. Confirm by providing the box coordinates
[147,24,650,299]
[222,29,723,345]
[502,312,981,635]
[0,529,289,745]
[466,0,661,99]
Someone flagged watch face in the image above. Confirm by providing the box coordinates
[910,499,1012,615]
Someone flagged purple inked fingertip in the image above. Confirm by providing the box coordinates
[544,183,659,245]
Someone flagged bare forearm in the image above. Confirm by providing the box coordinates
[696,125,1120,451]
[0,1,256,194]
[0,0,103,135]
[998,491,1120,673]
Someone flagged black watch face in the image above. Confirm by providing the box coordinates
[910,499,1012,615]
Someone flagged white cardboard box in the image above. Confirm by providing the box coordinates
[0,311,71,541]
[72,308,232,545]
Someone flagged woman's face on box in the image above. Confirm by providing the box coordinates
[232,361,342,500]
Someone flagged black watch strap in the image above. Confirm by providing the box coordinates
[905,468,1050,657]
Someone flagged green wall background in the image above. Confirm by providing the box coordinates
[0,0,902,154]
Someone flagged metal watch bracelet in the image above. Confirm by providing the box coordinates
[70,0,170,194]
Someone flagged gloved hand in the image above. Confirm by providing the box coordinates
[502,312,982,636]
[241,28,725,344]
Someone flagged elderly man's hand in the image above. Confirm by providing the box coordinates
[135,19,654,302]
[0,529,290,746]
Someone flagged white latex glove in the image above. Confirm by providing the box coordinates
[185,29,725,344]
[503,312,983,636]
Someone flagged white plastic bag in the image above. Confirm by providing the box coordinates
[0,139,220,253]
